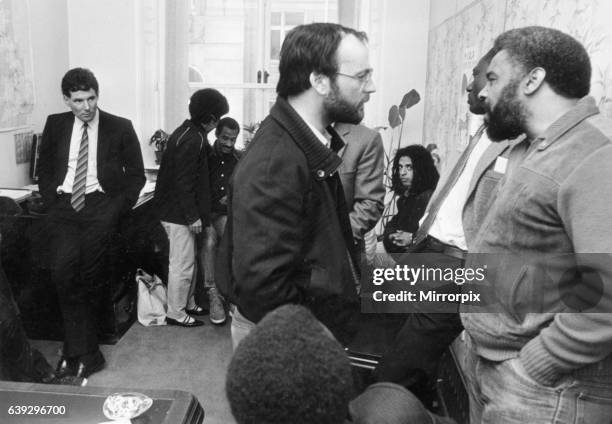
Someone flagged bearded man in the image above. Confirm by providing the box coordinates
[461,26,612,423]
[217,22,375,349]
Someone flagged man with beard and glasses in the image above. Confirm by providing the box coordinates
[216,22,375,349]
[460,26,612,423]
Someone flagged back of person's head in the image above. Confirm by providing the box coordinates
[492,26,591,99]
[276,22,368,98]
[226,304,354,424]
[391,145,439,196]
[61,68,99,97]
[215,116,240,136]
[189,88,229,126]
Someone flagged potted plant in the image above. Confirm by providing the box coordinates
[149,129,169,164]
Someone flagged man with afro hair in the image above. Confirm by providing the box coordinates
[226,304,455,424]
[154,88,229,327]
[226,304,354,424]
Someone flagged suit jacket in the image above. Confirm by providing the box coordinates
[153,119,212,226]
[421,134,510,250]
[334,122,385,241]
[461,139,510,247]
[383,190,434,253]
[38,110,145,212]
[217,97,358,325]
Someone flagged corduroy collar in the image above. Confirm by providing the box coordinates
[270,97,343,180]
[536,96,600,151]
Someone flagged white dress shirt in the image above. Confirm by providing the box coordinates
[427,131,491,250]
[58,109,103,194]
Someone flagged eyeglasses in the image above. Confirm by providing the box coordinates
[335,69,374,86]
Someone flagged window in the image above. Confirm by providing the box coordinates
[269,11,304,61]
[187,0,337,148]
[189,66,204,83]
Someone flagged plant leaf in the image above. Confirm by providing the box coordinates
[388,105,401,128]
[399,89,421,109]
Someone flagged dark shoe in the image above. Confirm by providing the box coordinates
[185,305,207,316]
[55,357,76,378]
[166,316,204,327]
[74,350,106,379]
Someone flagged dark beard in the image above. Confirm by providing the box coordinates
[485,78,526,142]
[324,83,364,124]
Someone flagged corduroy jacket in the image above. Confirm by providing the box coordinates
[462,96,612,386]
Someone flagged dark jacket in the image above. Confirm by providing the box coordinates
[383,190,433,253]
[154,120,212,226]
[38,110,145,212]
[217,97,359,325]
[208,141,241,215]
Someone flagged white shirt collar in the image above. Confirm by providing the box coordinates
[297,114,330,147]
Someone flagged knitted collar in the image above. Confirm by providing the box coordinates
[269,97,343,180]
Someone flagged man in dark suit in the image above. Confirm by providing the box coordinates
[38,68,145,379]
[373,49,511,406]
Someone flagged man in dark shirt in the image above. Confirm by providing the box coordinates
[200,117,240,325]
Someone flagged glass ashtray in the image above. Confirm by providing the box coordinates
[103,392,153,420]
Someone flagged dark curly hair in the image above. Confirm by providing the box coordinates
[226,305,353,424]
[391,145,439,196]
[189,88,229,126]
[492,26,591,99]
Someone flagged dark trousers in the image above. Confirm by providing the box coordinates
[48,192,120,358]
[373,238,465,405]
[0,261,54,382]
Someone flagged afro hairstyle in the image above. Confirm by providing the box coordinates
[225,304,354,424]
[188,88,229,126]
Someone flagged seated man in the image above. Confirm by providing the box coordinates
[226,304,454,424]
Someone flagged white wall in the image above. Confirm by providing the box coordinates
[0,0,69,187]
[67,0,162,167]
[362,0,430,154]
[429,0,478,28]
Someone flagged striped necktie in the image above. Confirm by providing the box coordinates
[71,122,89,212]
